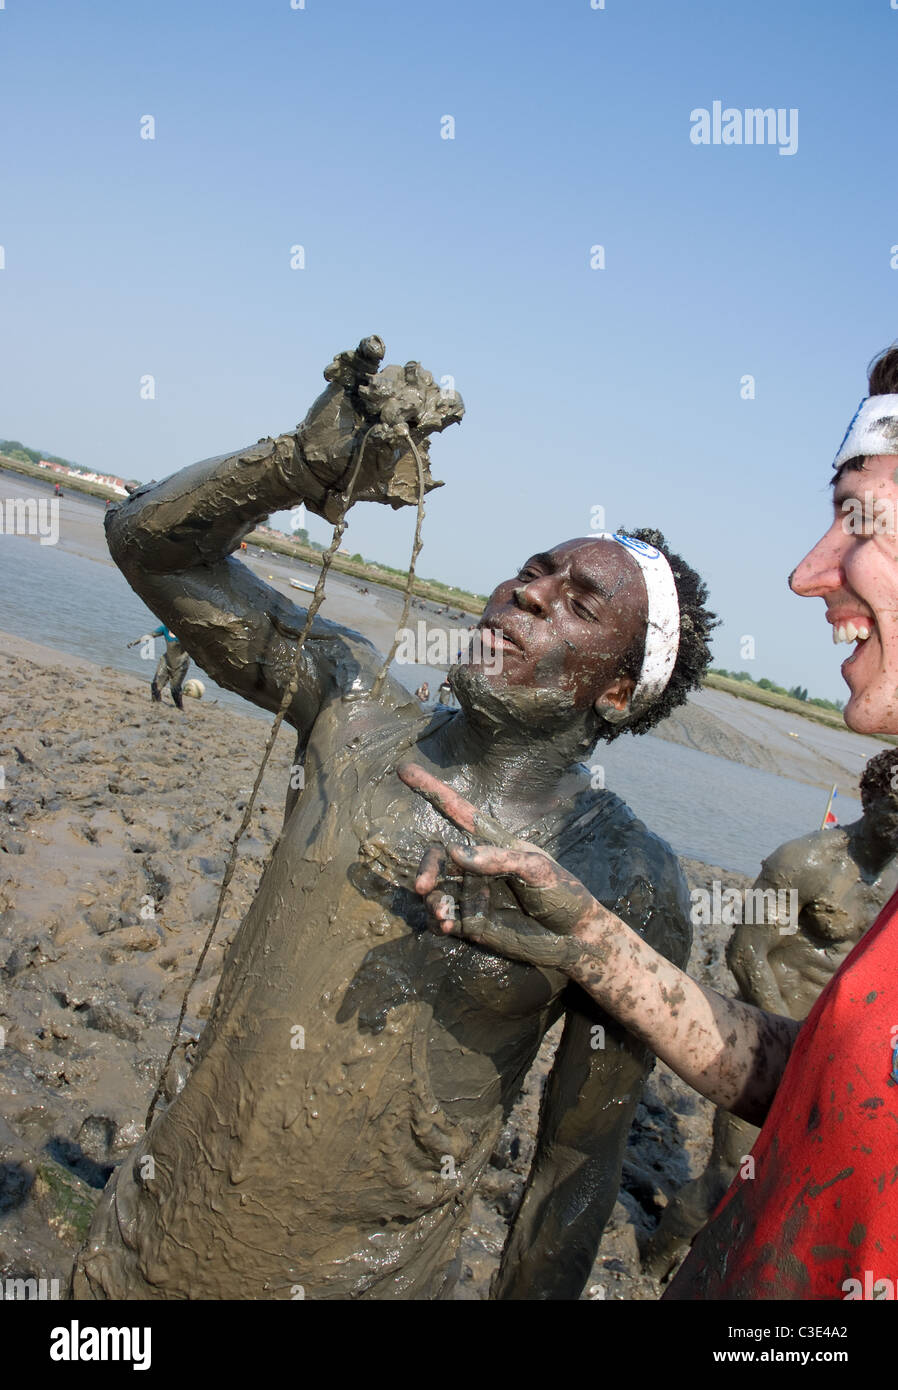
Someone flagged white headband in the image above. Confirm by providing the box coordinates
[593,531,681,723]
[833,395,898,470]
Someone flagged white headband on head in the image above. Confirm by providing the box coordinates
[833,395,898,470]
[592,531,681,723]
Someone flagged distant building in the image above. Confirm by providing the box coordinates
[29,459,127,496]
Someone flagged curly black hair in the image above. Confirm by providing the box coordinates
[596,526,719,742]
[860,746,898,810]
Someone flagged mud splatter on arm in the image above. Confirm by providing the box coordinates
[569,925,801,1127]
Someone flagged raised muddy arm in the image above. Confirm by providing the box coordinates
[106,337,463,730]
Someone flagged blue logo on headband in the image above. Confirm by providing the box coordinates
[833,397,869,466]
[614,532,661,561]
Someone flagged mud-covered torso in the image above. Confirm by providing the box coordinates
[103,692,688,1299]
[765,847,898,1019]
[200,698,580,1122]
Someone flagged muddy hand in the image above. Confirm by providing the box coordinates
[296,337,464,519]
[397,764,601,971]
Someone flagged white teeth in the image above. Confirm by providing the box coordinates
[832,621,872,645]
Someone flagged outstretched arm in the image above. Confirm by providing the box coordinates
[107,338,463,735]
[399,765,800,1128]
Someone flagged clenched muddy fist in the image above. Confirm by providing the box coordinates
[295,337,464,520]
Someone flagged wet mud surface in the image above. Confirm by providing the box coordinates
[0,633,747,1298]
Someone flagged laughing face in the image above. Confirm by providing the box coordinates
[461,537,649,717]
[790,455,898,734]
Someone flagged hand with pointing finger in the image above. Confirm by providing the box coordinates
[396,763,607,972]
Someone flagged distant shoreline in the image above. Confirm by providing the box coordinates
[0,454,488,614]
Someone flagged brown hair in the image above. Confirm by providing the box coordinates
[868,344,898,397]
[834,343,898,483]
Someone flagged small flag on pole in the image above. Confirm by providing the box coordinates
[821,784,838,829]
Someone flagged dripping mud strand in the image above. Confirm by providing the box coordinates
[371,431,427,698]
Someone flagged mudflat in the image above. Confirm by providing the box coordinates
[0,630,748,1298]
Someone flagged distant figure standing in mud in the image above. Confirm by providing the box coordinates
[73,336,715,1301]
[127,625,190,710]
[643,745,898,1279]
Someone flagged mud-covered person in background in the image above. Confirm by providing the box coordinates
[127,625,190,710]
[643,745,898,1279]
[403,344,898,1300]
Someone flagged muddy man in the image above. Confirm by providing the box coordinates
[72,337,715,1300]
[643,746,898,1279]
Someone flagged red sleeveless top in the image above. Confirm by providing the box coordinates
[665,888,898,1300]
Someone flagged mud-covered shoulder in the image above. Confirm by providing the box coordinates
[267,598,422,720]
[555,783,692,968]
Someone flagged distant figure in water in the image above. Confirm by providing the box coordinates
[643,746,898,1281]
[128,625,191,710]
[437,679,453,707]
[414,681,430,703]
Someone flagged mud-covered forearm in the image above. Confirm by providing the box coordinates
[102,340,462,725]
[107,335,460,583]
[494,1135,630,1299]
[105,433,330,576]
[102,433,350,725]
[105,330,464,577]
[494,1009,648,1300]
[569,912,801,1126]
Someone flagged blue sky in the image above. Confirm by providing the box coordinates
[2,0,897,700]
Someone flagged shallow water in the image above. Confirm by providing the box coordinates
[0,527,862,876]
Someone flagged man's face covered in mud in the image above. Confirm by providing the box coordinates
[453,537,648,726]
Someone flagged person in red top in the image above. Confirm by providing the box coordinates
[398,343,898,1300]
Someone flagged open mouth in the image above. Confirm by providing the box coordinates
[829,612,876,668]
[477,621,525,655]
